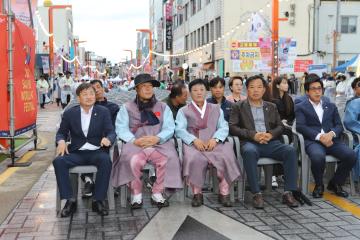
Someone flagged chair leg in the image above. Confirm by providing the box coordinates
[238,175,246,202]
[70,173,79,199]
[302,156,310,195]
[349,172,356,196]
[212,167,219,194]
[325,163,336,184]
[230,182,235,202]
[107,183,115,210]
[264,165,273,193]
[56,187,61,216]
[120,185,128,208]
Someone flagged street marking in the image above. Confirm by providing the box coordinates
[309,183,360,218]
[0,136,47,186]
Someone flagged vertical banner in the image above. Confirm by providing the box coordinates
[4,0,38,27]
[165,1,173,51]
[13,18,37,135]
[278,37,297,74]
[41,55,50,74]
[0,17,38,137]
[0,16,9,137]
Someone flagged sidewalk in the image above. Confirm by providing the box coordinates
[0,103,61,225]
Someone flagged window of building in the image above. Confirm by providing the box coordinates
[191,0,196,16]
[197,28,201,47]
[185,3,188,21]
[206,23,209,43]
[206,0,211,4]
[201,26,205,45]
[215,17,221,38]
[198,0,202,11]
[185,35,189,51]
[179,14,183,26]
[210,20,214,41]
[341,16,357,34]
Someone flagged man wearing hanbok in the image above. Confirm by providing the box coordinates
[175,79,241,207]
[112,74,182,209]
[59,71,74,109]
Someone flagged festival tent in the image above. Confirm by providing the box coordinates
[334,55,359,72]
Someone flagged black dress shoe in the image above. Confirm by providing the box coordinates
[218,194,232,207]
[151,198,170,208]
[92,200,109,216]
[191,194,203,207]
[312,184,324,198]
[131,201,143,209]
[60,200,77,218]
[327,181,349,198]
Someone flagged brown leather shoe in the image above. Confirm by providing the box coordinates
[253,193,264,209]
[282,192,299,208]
[191,194,203,207]
[218,194,232,207]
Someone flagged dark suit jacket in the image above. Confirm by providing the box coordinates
[229,100,284,142]
[295,98,343,146]
[56,105,116,152]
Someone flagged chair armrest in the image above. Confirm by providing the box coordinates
[355,133,360,146]
[175,138,183,163]
[230,136,243,170]
[281,135,289,145]
[341,131,354,148]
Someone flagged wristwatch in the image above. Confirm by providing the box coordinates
[215,138,221,143]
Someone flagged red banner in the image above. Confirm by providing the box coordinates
[294,60,313,73]
[0,16,37,138]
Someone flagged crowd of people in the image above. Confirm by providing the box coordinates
[51,70,360,219]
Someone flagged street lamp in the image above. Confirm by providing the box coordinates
[48,5,72,78]
[136,29,153,70]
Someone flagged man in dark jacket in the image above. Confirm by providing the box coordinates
[53,83,116,217]
[295,74,356,199]
[229,75,298,209]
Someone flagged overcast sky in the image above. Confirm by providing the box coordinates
[40,0,149,63]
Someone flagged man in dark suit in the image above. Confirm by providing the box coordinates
[295,74,356,198]
[229,75,298,209]
[53,83,116,217]
[80,79,120,198]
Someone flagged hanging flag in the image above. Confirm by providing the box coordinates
[0,16,37,137]
[4,0,38,27]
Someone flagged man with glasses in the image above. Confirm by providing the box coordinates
[295,74,356,199]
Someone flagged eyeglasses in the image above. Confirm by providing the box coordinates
[309,87,323,92]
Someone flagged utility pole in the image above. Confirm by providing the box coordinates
[333,0,341,71]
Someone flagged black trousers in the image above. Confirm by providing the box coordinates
[306,141,356,185]
[53,149,112,201]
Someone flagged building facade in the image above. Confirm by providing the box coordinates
[159,0,360,79]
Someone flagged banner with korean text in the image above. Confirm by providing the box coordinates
[0,16,37,137]
[3,0,38,27]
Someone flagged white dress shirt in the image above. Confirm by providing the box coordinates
[79,106,100,150]
[191,100,207,119]
[309,99,335,141]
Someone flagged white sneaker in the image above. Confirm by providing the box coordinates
[131,193,142,205]
[151,193,166,203]
[151,193,169,207]
[272,176,279,188]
